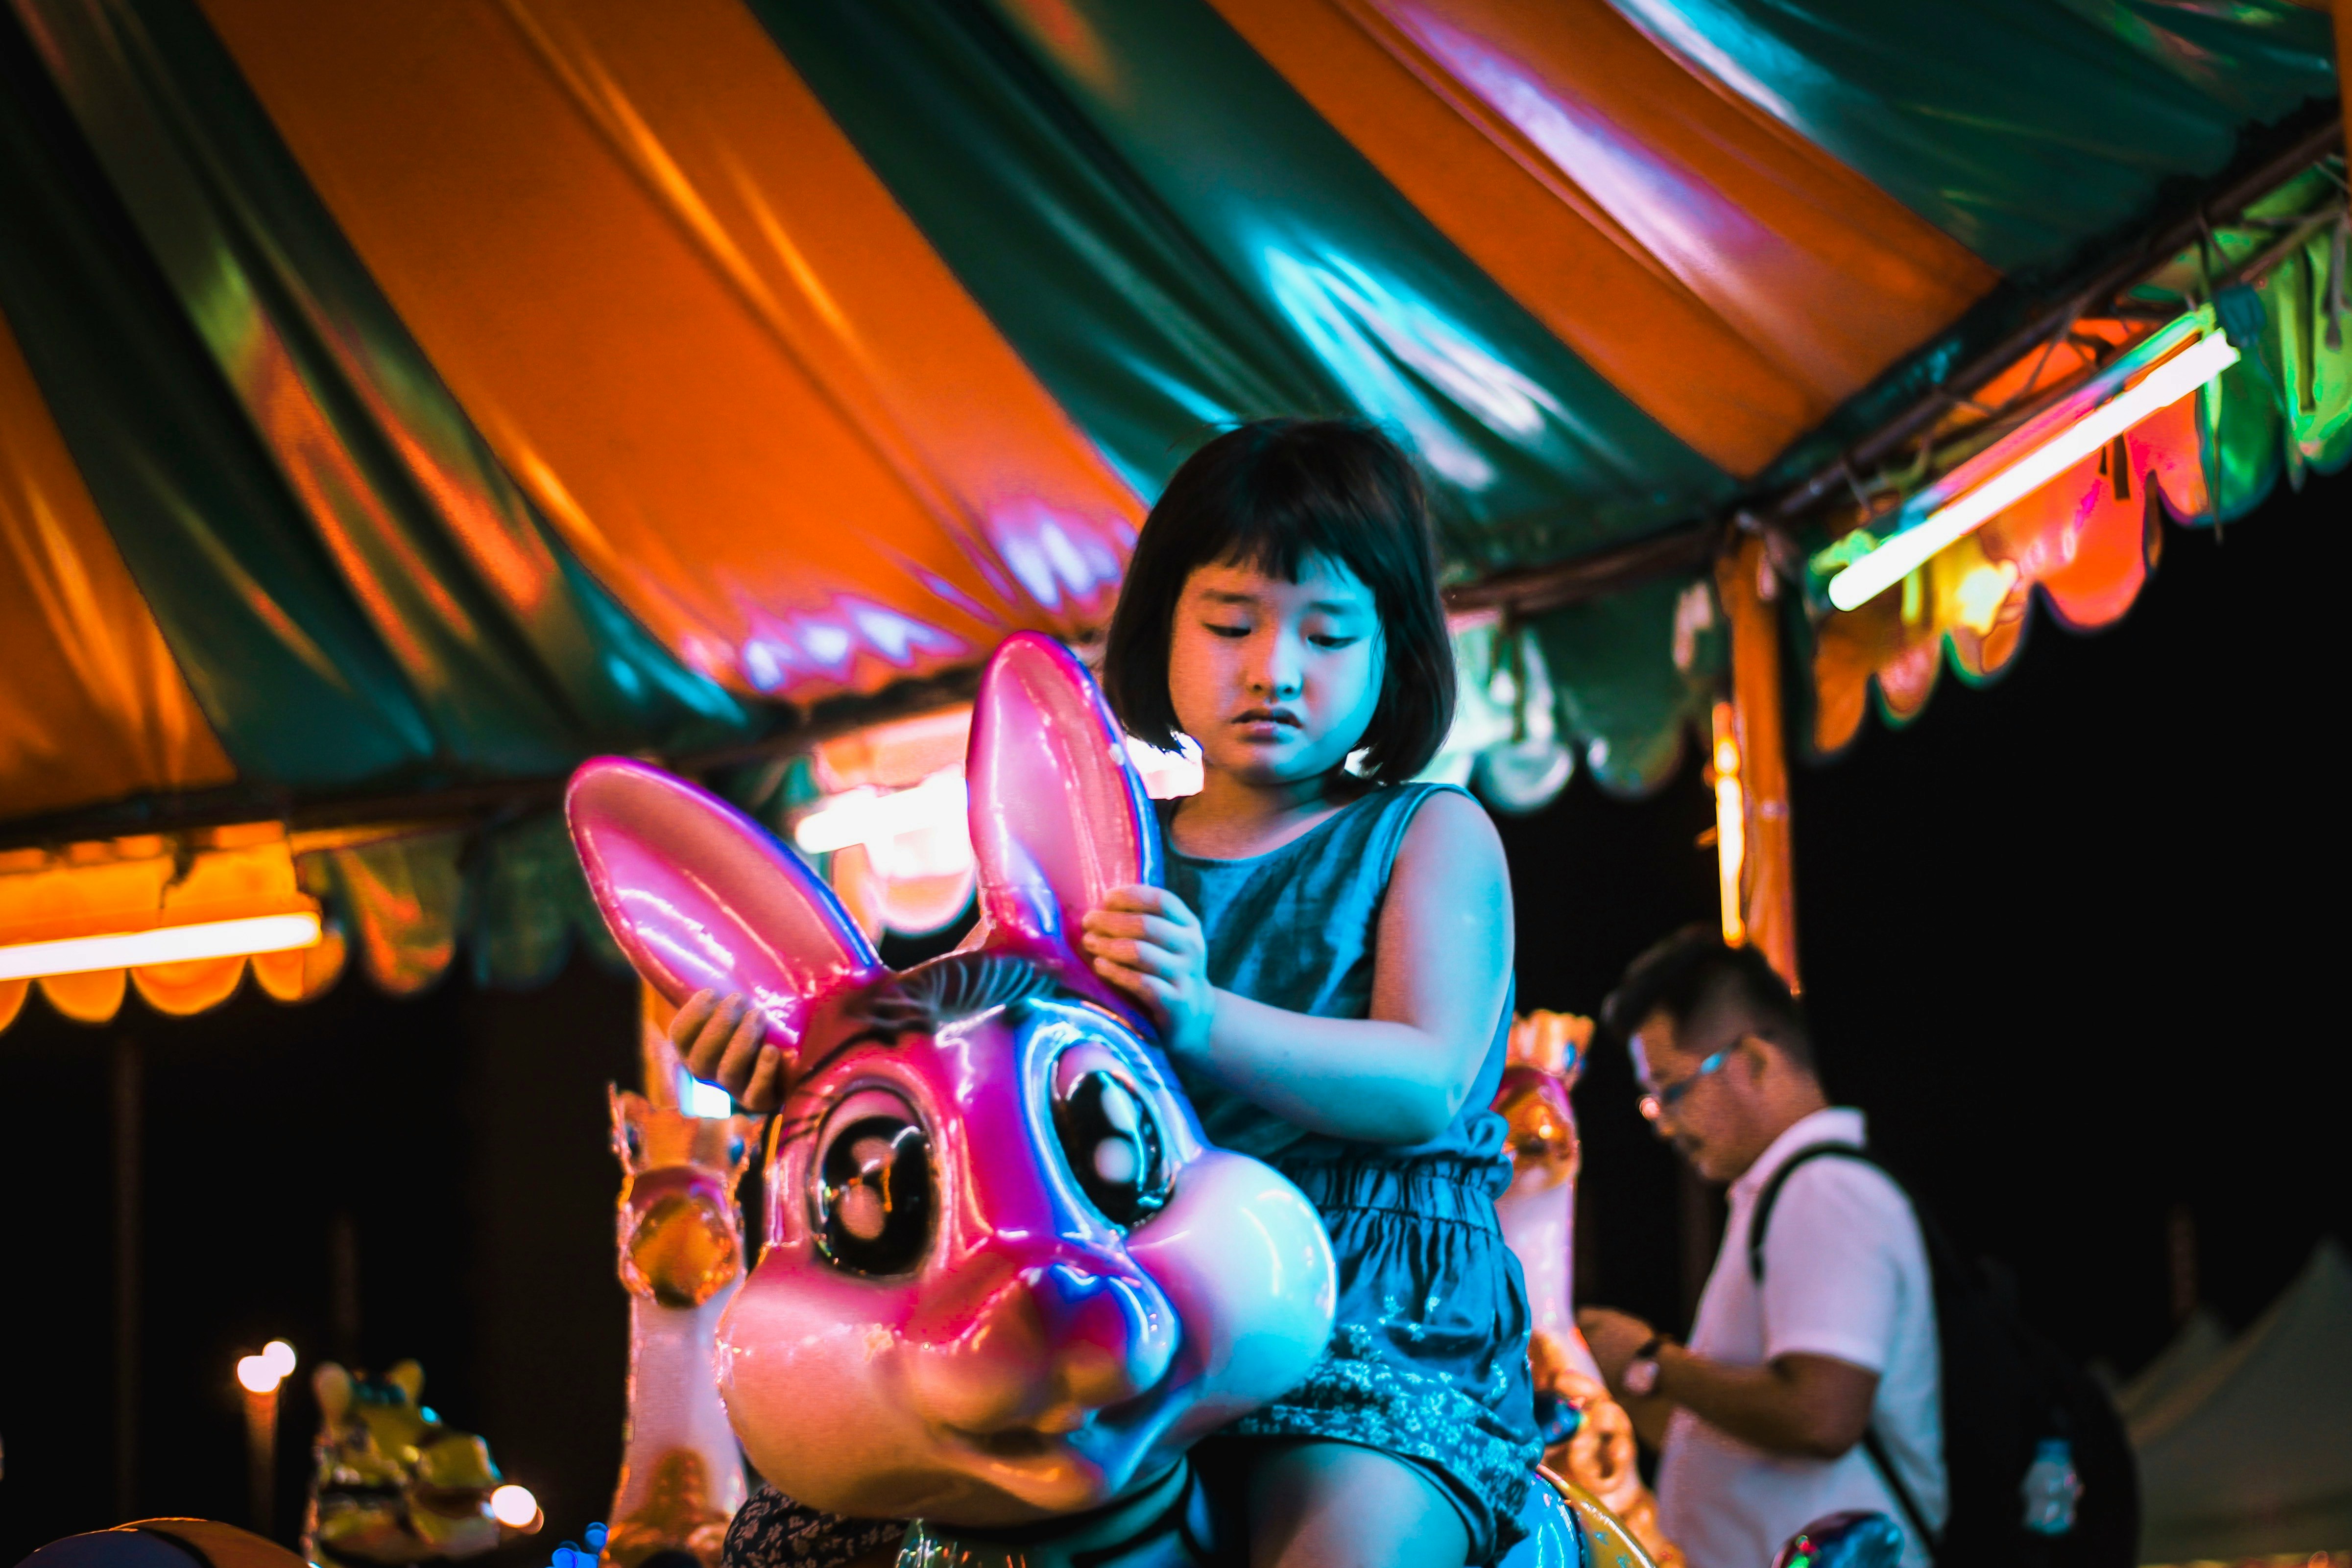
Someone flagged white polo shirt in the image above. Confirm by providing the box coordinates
[1656,1108,1946,1568]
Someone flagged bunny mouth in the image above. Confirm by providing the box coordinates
[949,1426,1064,1461]
[940,1396,1159,1474]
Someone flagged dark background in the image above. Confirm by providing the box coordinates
[3,470,2345,1563]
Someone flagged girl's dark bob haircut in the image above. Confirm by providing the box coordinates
[1102,418,1454,784]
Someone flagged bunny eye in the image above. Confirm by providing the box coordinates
[813,1094,933,1278]
[1053,1068,1170,1229]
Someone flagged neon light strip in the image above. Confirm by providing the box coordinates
[1826,332,2241,612]
[0,911,322,982]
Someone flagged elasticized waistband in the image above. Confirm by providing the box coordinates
[1274,1156,1505,1231]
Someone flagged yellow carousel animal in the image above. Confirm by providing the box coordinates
[303,1360,542,1568]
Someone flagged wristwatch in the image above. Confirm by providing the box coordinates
[1622,1333,1671,1398]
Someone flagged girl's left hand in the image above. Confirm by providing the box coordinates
[1080,885,1214,1059]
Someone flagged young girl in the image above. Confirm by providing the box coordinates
[683,419,1536,1568]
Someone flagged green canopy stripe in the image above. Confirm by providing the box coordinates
[746,0,1737,576]
[0,6,436,790]
[1602,0,2336,275]
[10,0,752,781]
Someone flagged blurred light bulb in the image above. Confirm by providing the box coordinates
[490,1485,539,1528]
[261,1340,297,1379]
[236,1354,281,1394]
[794,772,965,855]
[1126,734,1203,799]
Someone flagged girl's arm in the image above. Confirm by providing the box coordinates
[1081,790,1513,1145]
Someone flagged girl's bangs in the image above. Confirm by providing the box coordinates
[1212,494,1379,594]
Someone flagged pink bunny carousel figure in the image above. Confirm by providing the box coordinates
[566,634,1346,1564]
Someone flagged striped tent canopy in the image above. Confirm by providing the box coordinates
[1,0,2343,1028]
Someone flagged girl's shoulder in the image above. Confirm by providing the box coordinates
[1159,782,1498,899]
[1316,781,1503,904]
[1288,778,1466,864]
[1362,779,1493,847]
[1381,783,1505,886]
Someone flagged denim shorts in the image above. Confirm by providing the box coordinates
[1205,1154,1542,1565]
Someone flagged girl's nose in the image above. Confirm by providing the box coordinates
[1250,634,1305,699]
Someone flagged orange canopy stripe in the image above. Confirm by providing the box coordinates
[1203,0,1998,477]
[194,0,1141,702]
[0,308,237,823]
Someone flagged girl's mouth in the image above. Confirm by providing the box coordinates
[1232,709,1301,739]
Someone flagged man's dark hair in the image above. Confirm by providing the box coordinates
[1100,417,1454,783]
[1601,924,1814,1070]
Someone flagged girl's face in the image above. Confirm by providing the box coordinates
[1167,554,1385,785]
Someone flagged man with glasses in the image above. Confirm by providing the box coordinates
[1574,927,1946,1568]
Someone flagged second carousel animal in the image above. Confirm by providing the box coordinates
[603,1035,763,1568]
[1493,1010,1681,1568]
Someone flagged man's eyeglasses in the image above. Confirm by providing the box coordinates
[1637,1045,1733,1124]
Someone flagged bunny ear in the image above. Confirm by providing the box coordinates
[568,758,883,1059]
[967,633,1158,1009]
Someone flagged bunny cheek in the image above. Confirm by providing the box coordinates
[1122,1149,1338,1454]
[716,1257,951,1517]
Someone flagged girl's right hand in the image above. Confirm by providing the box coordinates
[670,989,789,1113]
[1079,885,1216,1060]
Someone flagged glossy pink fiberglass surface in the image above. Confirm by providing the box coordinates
[569,757,886,1065]
[566,634,1336,1525]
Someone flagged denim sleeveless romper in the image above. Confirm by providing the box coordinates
[1166,783,1539,1564]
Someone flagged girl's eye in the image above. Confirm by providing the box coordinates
[1052,1068,1171,1229]
[813,1105,934,1277]
[1308,633,1362,650]
[1203,622,1250,639]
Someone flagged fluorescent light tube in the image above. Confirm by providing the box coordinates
[0,910,322,982]
[1827,332,2241,612]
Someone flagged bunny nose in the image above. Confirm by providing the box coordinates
[1029,1263,1176,1422]
[909,1259,1176,1437]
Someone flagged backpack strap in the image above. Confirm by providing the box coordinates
[1746,1142,1880,1283]
[1860,1426,1939,1555]
[1746,1142,1945,1559]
